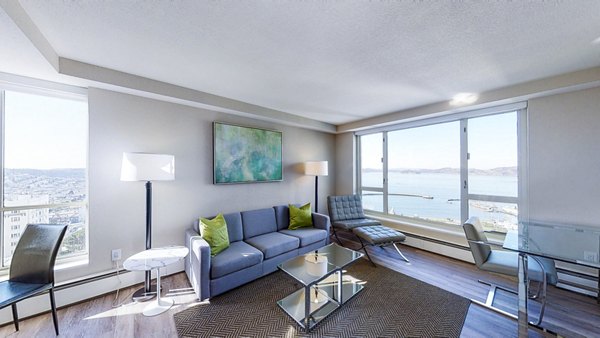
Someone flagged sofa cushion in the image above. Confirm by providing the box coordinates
[279,228,327,247]
[241,208,278,239]
[210,241,263,279]
[274,204,300,230]
[245,232,299,259]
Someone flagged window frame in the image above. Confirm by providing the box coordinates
[356,102,528,233]
[0,82,89,271]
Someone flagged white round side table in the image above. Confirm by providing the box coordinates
[123,245,189,316]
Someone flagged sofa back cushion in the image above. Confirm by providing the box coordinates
[241,208,278,239]
[196,212,244,243]
[274,204,301,230]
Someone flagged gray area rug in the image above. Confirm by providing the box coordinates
[175,259,470,337]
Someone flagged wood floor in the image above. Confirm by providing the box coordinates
[1,237,599,337]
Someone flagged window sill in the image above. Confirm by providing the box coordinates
[0,255,88,282]
[55,256,89,271]
[365,212,506,248]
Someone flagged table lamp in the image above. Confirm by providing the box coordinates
[121,152,175,301]
[305,161,328,213]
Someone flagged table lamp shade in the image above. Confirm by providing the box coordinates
[121,153,175,181]
[305,161,328,176]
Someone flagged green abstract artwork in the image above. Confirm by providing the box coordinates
[213,122,283,184]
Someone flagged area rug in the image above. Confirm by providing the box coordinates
[174,259,470,337]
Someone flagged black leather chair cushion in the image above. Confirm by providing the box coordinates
[327,195,366,221]
[333,218,381,230]
[0,282,50,308]
[353,225,406,244]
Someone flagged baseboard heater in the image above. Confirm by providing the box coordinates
[361,230,600,301]
[55,268,130,291]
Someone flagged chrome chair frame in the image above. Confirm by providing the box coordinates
[463,218,556,327]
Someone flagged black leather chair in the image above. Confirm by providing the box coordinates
[0,223,68,335]
[327,194,380,243]
[327,194,409,263]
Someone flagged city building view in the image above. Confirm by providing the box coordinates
[3,168,87,265]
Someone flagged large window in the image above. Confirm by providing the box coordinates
[467,112,518,233]
[388,121,460,226]
[1,89,88,267]
[357,105,524,233]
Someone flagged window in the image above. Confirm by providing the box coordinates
[1,89,88,267]
[387,121,460,225]
[467,112,518,233]
[357,104,525,234]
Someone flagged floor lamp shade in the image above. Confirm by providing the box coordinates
[120,152,175,302]
[305,161,328,213]
[305,161,328,176]
[120,153,175,181]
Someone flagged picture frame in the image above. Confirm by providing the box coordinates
[213,122,283,184]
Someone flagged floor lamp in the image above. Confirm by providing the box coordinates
[305,161,328,213]
[121,152,175,302]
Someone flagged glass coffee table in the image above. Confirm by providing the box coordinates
[277,243,364,332]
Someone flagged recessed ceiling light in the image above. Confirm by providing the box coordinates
[450,93,478,106]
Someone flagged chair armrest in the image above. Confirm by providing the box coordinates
[312,212,331,234]
[185,229,211,300]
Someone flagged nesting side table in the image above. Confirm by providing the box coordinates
[123,245,189,316]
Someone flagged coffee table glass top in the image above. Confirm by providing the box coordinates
[278,243,363,286]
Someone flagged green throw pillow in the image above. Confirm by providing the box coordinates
[200,213,230,256]
[288,203,313,230]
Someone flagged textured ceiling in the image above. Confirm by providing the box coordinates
[6,1,600,124]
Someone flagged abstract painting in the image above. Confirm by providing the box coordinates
[213,122,283,184]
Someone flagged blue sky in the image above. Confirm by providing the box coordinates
[4,91,88,169]
[362,112,517,170]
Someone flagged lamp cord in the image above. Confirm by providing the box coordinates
[111,259,136,308]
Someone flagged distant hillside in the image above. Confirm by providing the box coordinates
[363,166,517,176]
[5,168,86,178]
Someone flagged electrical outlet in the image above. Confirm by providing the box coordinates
[583,251,599,263]
[111,249,122,262]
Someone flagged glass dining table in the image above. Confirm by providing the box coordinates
[503,221,600,337]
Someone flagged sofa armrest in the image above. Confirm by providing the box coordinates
[312,213,331,240]
[185,228,211,301]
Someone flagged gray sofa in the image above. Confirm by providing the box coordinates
[184,205,331,300]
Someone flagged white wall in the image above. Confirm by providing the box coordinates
[528,86,600,225]
[335,132,355,195]
[57,87,336,281]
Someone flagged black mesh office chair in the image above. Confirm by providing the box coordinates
[0,224,68,335]
[463,217,557,326]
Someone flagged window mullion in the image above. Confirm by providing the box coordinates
[517,108,529,224]
[460,119,469,224]
[1,89,4,267]
[355,134,361,194]
[383,131,388,214]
